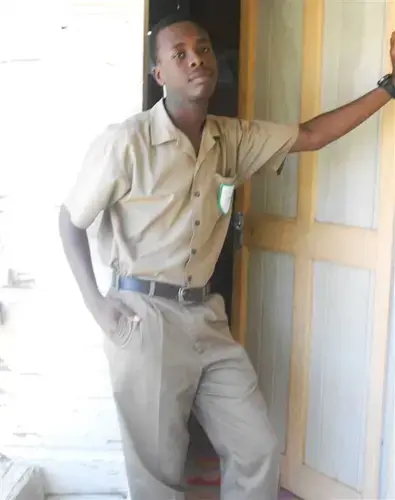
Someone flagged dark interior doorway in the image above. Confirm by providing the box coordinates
[145,0,240,321]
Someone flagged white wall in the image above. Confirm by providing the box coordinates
[0,1,145,495]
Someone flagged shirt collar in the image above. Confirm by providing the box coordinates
[149,98,220,148]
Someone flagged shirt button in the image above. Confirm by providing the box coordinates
[194,191,200,197]
[191,249,197,255]
[194,342,204,353]
[194,220,200,227]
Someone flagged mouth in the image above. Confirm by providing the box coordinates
[188,69,213,83]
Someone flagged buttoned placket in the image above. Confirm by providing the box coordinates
[184,164,203,287]
[183,129,218,287]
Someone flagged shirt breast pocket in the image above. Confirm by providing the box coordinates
[214,173,236,216]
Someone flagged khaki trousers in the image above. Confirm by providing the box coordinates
[104,288,279,500]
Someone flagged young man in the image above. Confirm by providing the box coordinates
[59,13,395,500]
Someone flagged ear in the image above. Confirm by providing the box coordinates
[152,65,164,87]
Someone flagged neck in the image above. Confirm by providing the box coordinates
[164,95,208,135]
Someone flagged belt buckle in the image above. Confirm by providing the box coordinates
[178,286,188,304]
[148,281,156,297]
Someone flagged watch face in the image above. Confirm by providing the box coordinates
[378,74,390,85]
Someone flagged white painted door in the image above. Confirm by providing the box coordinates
[233,1,395,499]
[0,1,145,495]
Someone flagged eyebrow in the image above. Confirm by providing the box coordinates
[172,37,211,50]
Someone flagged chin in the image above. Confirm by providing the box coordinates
[190,84,217,101]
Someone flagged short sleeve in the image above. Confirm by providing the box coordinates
[236,120,299,184]
[63,125,131,229]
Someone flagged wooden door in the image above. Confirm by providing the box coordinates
[232,1,395,499]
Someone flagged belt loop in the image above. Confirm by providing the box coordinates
[113,272,120,291]
[148,280,156,297]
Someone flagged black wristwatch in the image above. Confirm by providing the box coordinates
[377,74,395,98]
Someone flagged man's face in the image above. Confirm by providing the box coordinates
[153,21,218,101]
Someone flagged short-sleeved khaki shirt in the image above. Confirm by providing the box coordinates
[64,99,298,287]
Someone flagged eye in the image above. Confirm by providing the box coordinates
[173,51,185,60]
[198,46,211,55]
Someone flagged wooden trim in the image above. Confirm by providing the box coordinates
[284,0,325,478]
[142,0,150,111]
[245,215,299,255]
[296,0,324,228]
[310,223,376,269]
[246,215,378,270]
[231,0,258,344]
[284,463,361,500]
[362,2,395,495]
[237,0,258,121]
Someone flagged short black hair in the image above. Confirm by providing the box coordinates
[149,12,208,68]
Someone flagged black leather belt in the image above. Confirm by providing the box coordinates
[112,274,210,304]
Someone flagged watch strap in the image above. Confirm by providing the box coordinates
[378,74,395,99]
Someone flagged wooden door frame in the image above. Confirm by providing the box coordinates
[142,0,150,111]
[232,0,395,497]
[231,0,257,344]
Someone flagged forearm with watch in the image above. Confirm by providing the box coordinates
[290,32,395,154]
[290,72,395,153]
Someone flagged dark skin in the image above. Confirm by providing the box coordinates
[152,22,218,154]
[59,23,395,337]
[153,22,395,154]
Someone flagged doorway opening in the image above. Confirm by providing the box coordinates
[145,0,241,494]
[146,0,241,321]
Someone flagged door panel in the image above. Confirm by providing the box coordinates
[250,0,303,219]
[316,0,385,229]
[234,0,395,498]
[306,262,373,491]
[246,250,295,454]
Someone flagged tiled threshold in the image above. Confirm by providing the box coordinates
[185,488,298,499]
[46,491,298,499]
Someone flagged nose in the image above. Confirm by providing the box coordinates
[189,51,204,68]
